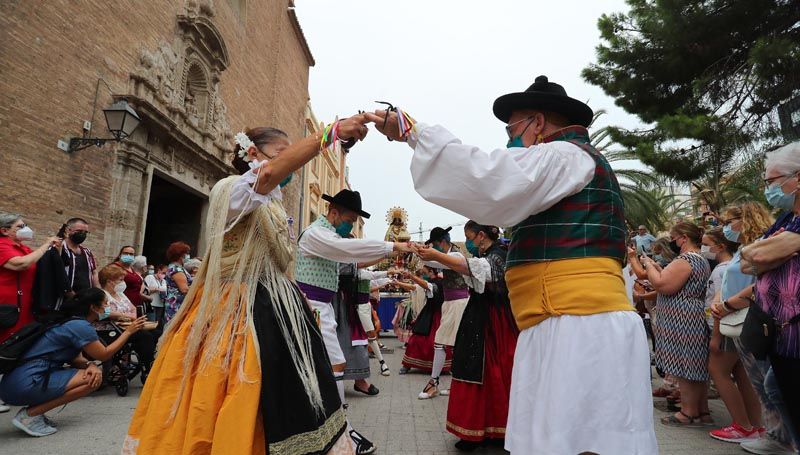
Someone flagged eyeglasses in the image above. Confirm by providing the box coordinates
[763,171,799,187]
[505,116,535,139]
[723,217,741,226]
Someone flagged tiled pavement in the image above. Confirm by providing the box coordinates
[0,334,748,454]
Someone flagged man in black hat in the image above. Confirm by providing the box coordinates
[367,76,657,454]
[295,188,413,455]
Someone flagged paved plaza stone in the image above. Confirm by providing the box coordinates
[0,335,741,454]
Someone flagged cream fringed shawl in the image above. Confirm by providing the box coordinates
[160,175,324,417]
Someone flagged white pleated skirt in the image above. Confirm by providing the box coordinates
[505,311,658,455]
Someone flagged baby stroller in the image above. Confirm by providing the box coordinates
[95,321,145,397]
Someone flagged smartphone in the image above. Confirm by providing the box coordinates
[136,306,146,319]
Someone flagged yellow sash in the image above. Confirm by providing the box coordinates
[505,257,634,331]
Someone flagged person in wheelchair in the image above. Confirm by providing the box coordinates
[0,288,146,437]
[94,265,156,379]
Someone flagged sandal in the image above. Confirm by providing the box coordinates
[661,411,702,427]
[418,379,440,399]
[379,361,390,376]
[354,384,379,396]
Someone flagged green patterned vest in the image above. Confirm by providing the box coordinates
[506,126,627,268]
[358,277,372,294]
[295,216,339,292]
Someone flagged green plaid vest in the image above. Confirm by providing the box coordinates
[506,127,627,268]
[295,216,339,291]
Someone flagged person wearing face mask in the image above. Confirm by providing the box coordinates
[95,265,156,379]
[737,143,800,449]
[702,228,767,444]
[295,188,414,454]
[399,265,453,375]
[162,241,192,323]
[58,217,99,295]
[112,246,145,311]
[0,287,145,437]
[630,221,712,428]
[410,226,471,401]
[0,212,62,344]
[126,118,374,455]
[652,237,678,268]
[710,202,799,452]
[367,75,656,454]
[416,221,519,451]
[143,264,168,326]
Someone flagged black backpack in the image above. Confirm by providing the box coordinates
[0,317,77,374]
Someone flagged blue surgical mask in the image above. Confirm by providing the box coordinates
[465,239,480,257]
[97,305,111,320]
[336,221,354,237]
[723,224,740,243]
[653,254,665,264]
[764,180,797,211]
[279,173,293,188]
[120,254,135,265]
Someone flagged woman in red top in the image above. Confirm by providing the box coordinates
[0,212,62,343]
[112,246,145,309]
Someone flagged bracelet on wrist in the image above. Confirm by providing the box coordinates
[722,300,734,312]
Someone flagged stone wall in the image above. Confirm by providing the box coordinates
[0,0,313,263]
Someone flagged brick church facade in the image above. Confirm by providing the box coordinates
[0,0,314,263]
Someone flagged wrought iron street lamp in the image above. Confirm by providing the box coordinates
[67,100,141,153]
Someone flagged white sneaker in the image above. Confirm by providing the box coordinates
[740,435,796,455]
[12,408,57,437]
[0,403,10,413]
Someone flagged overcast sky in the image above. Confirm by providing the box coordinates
[296,0,642,241]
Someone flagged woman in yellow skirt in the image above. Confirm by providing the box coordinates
[124,117,370,455]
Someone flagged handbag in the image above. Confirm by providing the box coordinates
[740,297,800,360]
[0,274,22,328]
[719,307,748,338]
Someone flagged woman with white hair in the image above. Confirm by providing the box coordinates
[739,141,800,443]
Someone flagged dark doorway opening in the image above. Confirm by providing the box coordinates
[142,174,204,266]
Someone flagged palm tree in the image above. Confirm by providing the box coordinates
[592,110,687,232]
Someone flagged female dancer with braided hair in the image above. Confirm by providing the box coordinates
[124,116,369,455]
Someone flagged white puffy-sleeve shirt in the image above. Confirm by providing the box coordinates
[226,166,283,225]
[407,124,595,227]
[298,226,394,264]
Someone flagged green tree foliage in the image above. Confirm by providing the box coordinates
[593,110,691,232]
[583,0,798,207]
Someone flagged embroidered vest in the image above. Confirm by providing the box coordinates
[506,127,627,268]
[295,216,339,292]
[441,244,468,291]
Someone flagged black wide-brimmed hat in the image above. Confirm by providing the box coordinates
[426,226,452,244]
[492,75,593,127]
[322,189,371,219]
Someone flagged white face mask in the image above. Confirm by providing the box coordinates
[15,226,33,241]
[114,281,127,294]
[700,245,717,261]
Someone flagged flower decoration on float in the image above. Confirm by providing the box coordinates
[235,132,256,161]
